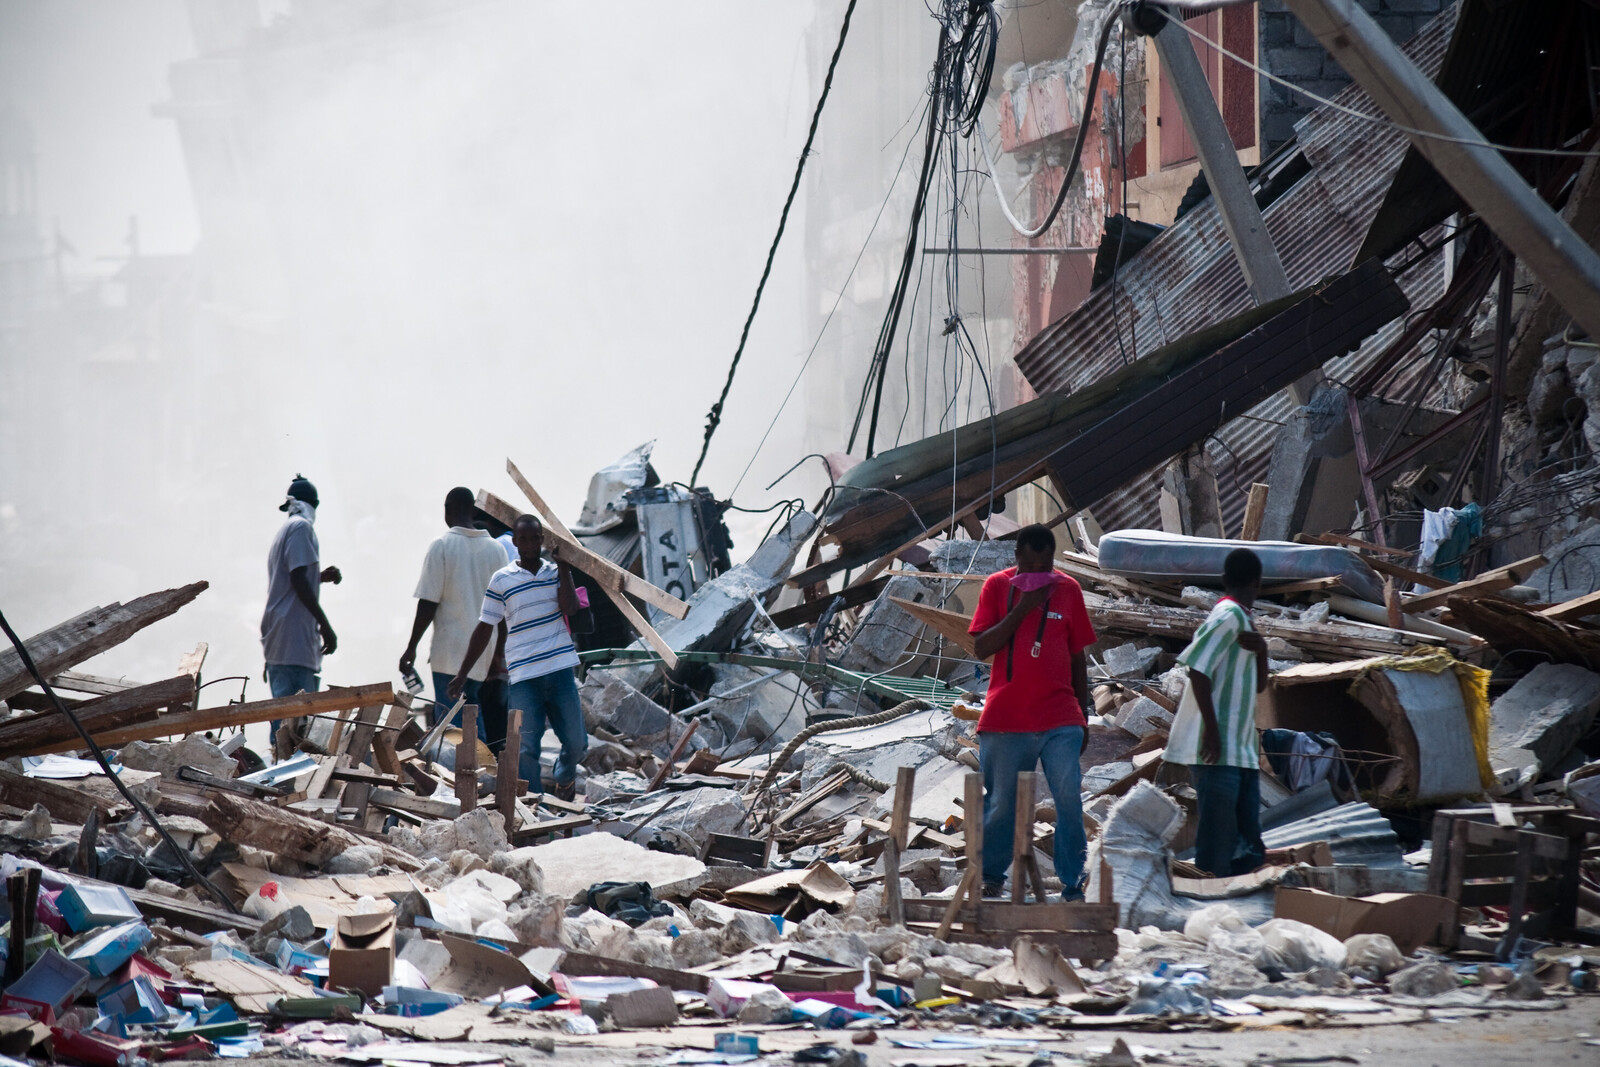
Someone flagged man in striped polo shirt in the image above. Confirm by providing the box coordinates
[449,514,587,800]
[1165,548,1269,877]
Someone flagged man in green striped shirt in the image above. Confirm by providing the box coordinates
[1166,548,1269,877]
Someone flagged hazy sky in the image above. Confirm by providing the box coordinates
[0,0,857,708]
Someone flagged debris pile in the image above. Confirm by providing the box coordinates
[0,446,1596,1063]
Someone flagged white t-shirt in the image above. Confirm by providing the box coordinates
[414,526,507,682]
[478,560,580,683]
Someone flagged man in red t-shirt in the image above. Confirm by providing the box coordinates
[967,524,1097,901]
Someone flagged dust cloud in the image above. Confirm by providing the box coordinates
[0,1,840,699]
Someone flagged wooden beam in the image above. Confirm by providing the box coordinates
[1541,590,1600,623]
[768,577,890,629]
[498,463,689,619]
[0,674,196,758]
[1362,555,1451,591]
[1286,0,1600,346]
[22,683,396,756]
[480,484,682,670]
[0,766,121,824]
[0,582,208,703]
[200,792,422,871]
[1402,555,1546,613]
[1239,483,1269,541]
[47,671,139,696]
[1296,532,1413,558]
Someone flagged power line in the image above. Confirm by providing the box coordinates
[688,0,859,489]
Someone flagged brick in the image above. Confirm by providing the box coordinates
[1263,46,1325,78]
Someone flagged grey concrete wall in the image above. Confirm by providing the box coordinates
[1258,0,1449,152]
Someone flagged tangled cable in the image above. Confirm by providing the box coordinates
[754,697,933,793]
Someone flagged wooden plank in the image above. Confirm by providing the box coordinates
[501,462,689,620]
[1011,771,1037,905]
[479,486,681,670]
[48,670,139,696]
[938,774,985,941]
[455,707,479,813]
[1239,483,1269,540]
[369,788,459,820]
[498,708,523,827]
[200,792,422,871]
[338,704,387,819]
[902,900,1118,932]
[1297,532,1412,558]
[0,765,121,824]
[23,683,396,755]
[906,924,1119,960]
[1365,555,1452,590]
[647,718,700,792]
[1402,554,1547,613]
[891,597,979,658]
[177,643,208,677]
[511,815,592,843]
[0,582,209,702]
[1460,820,1568,859]
[0,674,196,758]
[884,767,915,928]
[768,577,890,629]
[557,950,710,994]
[1540,589,1600,622]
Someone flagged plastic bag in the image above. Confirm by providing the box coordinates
[1254,918,1346,973]
[1342,933,1404,980]
[1183,903,1265,960]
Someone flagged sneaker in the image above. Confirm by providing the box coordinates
[552,779,577,802]
[1060,890,1086,904]
[980,881,1006,899]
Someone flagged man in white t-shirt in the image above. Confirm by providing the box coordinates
[450,514,587,800]
[400,487,510,730]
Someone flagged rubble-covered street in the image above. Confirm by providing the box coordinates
[4,0,1600,1065]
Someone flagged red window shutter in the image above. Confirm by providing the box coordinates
[1157,10,1224,168]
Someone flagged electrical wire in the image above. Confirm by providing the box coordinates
[689,0,859,488]
[0,606,240,914]
[972,11,1118,238]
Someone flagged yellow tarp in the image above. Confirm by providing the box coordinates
[1342,646,1495,792]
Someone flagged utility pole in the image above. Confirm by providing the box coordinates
[1136,5,1319,406]
[1286,0,1600,346]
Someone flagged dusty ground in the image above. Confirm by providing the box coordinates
[263,997,1600,1066]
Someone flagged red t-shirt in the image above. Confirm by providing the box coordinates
[967,568,1097,732]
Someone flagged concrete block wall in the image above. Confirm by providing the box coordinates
[1258,0,1449,152]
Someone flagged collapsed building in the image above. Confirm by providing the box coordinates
[1,0,1600,1063]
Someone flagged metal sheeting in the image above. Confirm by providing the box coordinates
[1014,9,1459,534]
[1261,800,1406,868]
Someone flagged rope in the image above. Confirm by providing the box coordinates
[756,697,932,793]
[688,0,858,487]
[824,761,890,793]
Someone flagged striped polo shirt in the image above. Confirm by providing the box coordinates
[478,560,579,683]
[1166,598,1261,769]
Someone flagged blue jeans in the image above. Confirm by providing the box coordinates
[266,663,318,742]
[978,725,1087,898]
[507,669,586,792]
[1189,765,1265,877]
[432,672,486,738]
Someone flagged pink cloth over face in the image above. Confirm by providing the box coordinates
[1008,570,1065,592]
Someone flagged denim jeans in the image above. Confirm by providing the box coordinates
[266,663,319,742]
[507,669,586,792]
[432,672,485,739]
[978,725,1087,898]
[478,676,509,755]
[1189,764,1265,877]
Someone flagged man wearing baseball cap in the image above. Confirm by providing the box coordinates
[261,474,341,743]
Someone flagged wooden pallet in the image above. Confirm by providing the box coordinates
[1428,804,1600,953]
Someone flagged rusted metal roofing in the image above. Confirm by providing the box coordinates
[1014,8,1459,534]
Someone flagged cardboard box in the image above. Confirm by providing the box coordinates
[327,913,395,996]
[1273,886,1457,954]
[56,884,141,933]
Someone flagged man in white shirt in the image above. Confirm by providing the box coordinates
[450,514,587,800]
[400,487,510,730]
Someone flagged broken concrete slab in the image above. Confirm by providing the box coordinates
[652,512,817,654]
[1113,695,1175,739]
[836,574,938,675]
[117,734,236,782]
[929,539,1015,577]
[1489,662,1600,779]
[520,834,705,902]
[706,664,814,747]
[622,786,747,852]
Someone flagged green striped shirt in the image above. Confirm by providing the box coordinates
[1168,598,1260,769]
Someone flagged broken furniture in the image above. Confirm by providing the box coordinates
[902,772,1117,964]
[1427,803,1600,953]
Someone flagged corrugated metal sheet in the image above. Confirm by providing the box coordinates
[1261,800,1406,868]
[1015,8,1459,534]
